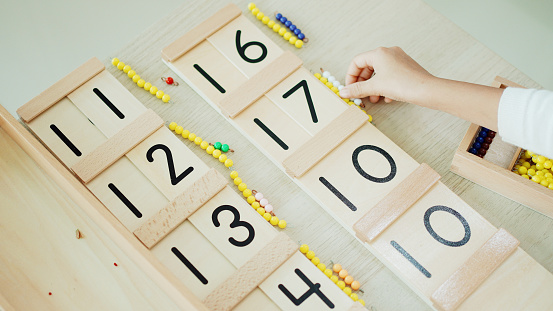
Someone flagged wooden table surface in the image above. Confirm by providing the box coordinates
[2,0,552,310]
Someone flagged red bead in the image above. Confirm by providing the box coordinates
[488,131,496,138]
[478,148,487,156]
[114,262,118,266]
[166,77,174,84]
[482,143,490,150]
[484,137,493,143]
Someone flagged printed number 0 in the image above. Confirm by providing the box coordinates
[212,205,255,247]
[236,30,267,64]
[146,144,194,185]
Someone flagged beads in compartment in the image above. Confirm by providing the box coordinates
[299,244,365,305]
[468,127,495,158]
[313,69,373,122]
[111,58,171,103]
[247,3,303,49]
[512,150,553,190]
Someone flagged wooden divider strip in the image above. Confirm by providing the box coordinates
[282,106,368,178]
[71,109,163,183]
[17,58,105,122]
[353,163,441,243]
[218,51,302,118]
[134,169,227,249]
[161,3,241,62]
[431,228,519,311]
[203,232,298,311]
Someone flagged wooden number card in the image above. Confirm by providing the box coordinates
[162,4,553,310]
[15,56,364,310]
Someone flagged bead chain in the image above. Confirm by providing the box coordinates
[314,70,373,123]
[468,127,496,158]
[299,244,365,305]
[112,58,171,103]
[168,122,287,228]
[247,3,304,49]
[513,150,553,190]
[275,12,308,42]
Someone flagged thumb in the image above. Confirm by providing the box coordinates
[339,79,378,98]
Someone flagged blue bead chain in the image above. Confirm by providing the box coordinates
[275,12,308,42]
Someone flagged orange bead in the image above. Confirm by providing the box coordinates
[344,275,354,285]
[333,264,342,273]
[351,280,361,291]
[339,269,348,279]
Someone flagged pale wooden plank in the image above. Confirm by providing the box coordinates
[188,186,278,268]
[233,288,280,311]
[219,51,302,118]
[266,67,348,136]
[134,168,228,249]
[354,163,441,243]
[207,14,284,78]
[431,228,519,311]
[283,105,369,178]
[162,3,241,62]
[72,109,163,183]
[260,252,356,310]
[126,127,210,201]
[25,97,107,168]
[152,220,237,301]
[67,70,147,137]
[203,232,297,311]
[17,58,104,122]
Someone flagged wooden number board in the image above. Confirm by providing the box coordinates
[162,4,553,311]
[16,57,364,311]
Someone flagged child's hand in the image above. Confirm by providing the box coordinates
[339,47,434,104]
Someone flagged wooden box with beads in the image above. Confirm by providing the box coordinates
[161,3,553,311]
[451,76,553,219]
[3,56,367,311]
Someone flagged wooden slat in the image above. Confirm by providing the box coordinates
[431,228,519,311]
[283,106,368,178]
[71,109,163,183]
[203,232,298,311]
[218,51,302,118]
[161,3,241,62]
[134,168,227,249]
[17,58,105,122]
[353,163,441,243]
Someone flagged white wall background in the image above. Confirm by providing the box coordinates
[1,0,552,117]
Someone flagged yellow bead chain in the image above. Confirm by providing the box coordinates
[512,150,553,190]
[247,3,303,49]
[169,121,287,228]
[111,58,171,103]
[299,244,365,305]
[314,70,373,123]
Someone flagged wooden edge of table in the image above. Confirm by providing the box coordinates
[0,104,208,311]
[430,228,519,311]
[283,105,369,178]
[134,168,228,249]
[71,109,163,183]
[161,3,241,62]
[219,51,303,118]
[203,232,298,311]
[17,57,105,123]
[353,163,441,243]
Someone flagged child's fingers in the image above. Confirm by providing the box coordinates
[345,51,376,85]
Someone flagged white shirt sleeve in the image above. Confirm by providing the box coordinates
[497,87,553,159]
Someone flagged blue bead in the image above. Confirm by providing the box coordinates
[276,13,282,19]
[473,142,482,149]
[290,24,296,31]
[294,28,301,35]
[481,127,489,133]
[476,137,484,143]
[469,148,478,155]
[479,131,487,138]
[285,20,292,27]
[280,17,287,23]
[298,33,305,40]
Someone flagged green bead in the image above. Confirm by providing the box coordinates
[221,144,229,152]
[214,142,222,150]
